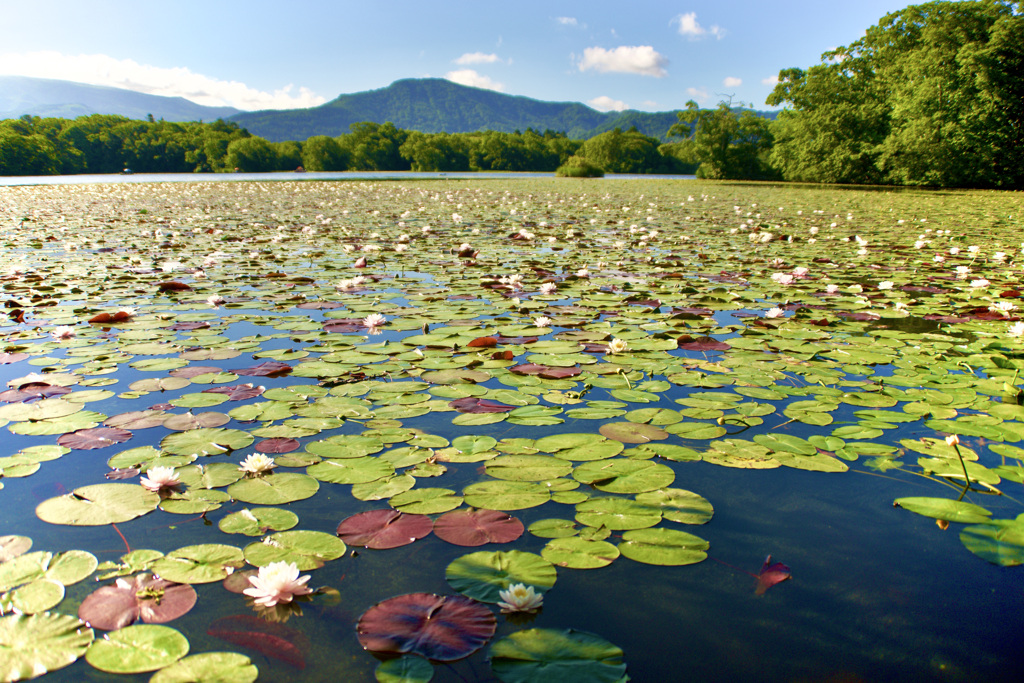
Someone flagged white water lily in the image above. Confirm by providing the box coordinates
[243,561,312,607]
[50,325,76,340]
[140,466,180,492]
[540,282,557,295]
[497,583,543,613]
[363,313,387,328]
[878,281,894,290]
[1009,322,1024,338]
[607,338,628,354]
[765,307,785,319]
[534,316,552,328]
[239,452,276,475]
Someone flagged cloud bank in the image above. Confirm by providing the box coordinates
[454,52,503,65]
[674,13,725,40]
[588,95,629,112]
[0,51,326,110]
[577,46,668,77]
[444,69,505,91]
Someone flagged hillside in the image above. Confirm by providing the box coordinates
[230,78,688,142]
[0,76,240,122]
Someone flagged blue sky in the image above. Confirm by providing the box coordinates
[1,0,914,112]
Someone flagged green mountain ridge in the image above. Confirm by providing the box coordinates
[229,78,723,142]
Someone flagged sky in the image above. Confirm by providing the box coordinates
[0,0,916,113]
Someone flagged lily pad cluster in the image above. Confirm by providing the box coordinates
[1,177,1023,680]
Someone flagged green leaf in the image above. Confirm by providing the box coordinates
[445,550,556,603]
[490,628,627,683]
[85,624,189,674]
[149,652,258,683]
[894,497,992,524]
[617,527,709,565]
[243,531,346,570]
[0,613,94,681]
[35,484,159,526]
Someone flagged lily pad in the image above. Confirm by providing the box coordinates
[490,628,627,683]
[218,508,299,536]
[77,574,197,631]
[445,550,556,603]
[36,484,159,526]
[617,528,709,566]
[356,593,496,662]
[149,652,258,683]
[227,473,320,505]
[433,509,525,547]
[0,613,94,681]
[541,537,620,569]
[336,509,433,549]
[243,530,346,570]
[85,623,189,674]
[149,544,245,584]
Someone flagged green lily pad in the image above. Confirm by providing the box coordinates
[36,484,160,526]
[243,530,346,570]
[227,473,320,504]
[894,497,993,524]
[149,652,258,683]
[574,498,661,530]
[617,527,709,565]
[374,654,433,683]
[960,517,1024,566]
[85,623,189,674]
[218,508,300,536]
[445,550,556,603]
[462,481,551,511]
[598,422,669,444]
[5,579,65,614]
[542,537,620,569]
[307,457,395,485]
[634,489,714,524]
[490,628,627,683]
[389,488,464,514]
[572,459,675,493]
[149,544,245,584]
[0,613,94,680]
[160,428,254,457]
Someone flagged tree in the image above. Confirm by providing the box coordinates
[767,0,1024,188]
[340,122,410,171]
[668,102,775,179]
[226,137,277,172]
[579,128,670,174]
[302,135,348,171]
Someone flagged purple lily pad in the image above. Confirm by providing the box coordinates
[433,509,524,547]
[254,438,300,454]
[0,352,29,364]
[356,593,496,662]
[755,555,792,595]
[169,366,223,378]
[678,335,731,352]
[203,383,265,401]
[234,361,293,377]
[0,383,73,403]
[78,573,197,630]
[449,398,516,414]
[170,321,211,331]
[57,427,133,450]
[337,509,434,549]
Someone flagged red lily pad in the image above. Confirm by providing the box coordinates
[433,509,524,547]
[0,352,29,364]
[0,383,73,403]
[510,363,548,376]
[336,509,434,549]
[449,398,516,414]
[234,361,293,377]
[356,593,496,662]
[78,573,197,631]
[755,555,792,595]
[254,438,300,454]
[88,311,134,324]
[57,427,133,450]
[203,384,265,401]
[170,321,211,331]
[467,336,498,348]
[836,311,880,322]
[537,366,582,379]
[323,319,364,333]
[208,615,306,669]
[157,281,192,292]
[677,335,731,351]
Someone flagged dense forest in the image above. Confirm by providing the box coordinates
[1,1,1020,187]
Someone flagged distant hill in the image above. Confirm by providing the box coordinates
[230,78,700,142]
[0,76,240,122]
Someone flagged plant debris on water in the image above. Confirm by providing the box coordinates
[0,177,1023,681]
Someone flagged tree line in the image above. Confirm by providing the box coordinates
[0,114,691,177]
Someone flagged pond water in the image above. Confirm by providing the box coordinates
[0,178,1021,683]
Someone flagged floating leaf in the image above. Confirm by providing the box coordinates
[56,427,132,450]
[433,510,524,547]
[85,623,189,674]
[149,652,259,683]
[336,509,433,549]
[227,473,320,505]
[541,537,620,569]
[36,484,159,526]
[755,555,792,595]
[598,422,669,444]
[243,530,346,570]
[894,497,993,524]
[149,544,245,584]
[218,508,299,536]
[78,574,197,630]
[445,550,556,603]
[0,613,94,681]
[490,628,627,683]
[617,528,709,565]
[356,593,496,662]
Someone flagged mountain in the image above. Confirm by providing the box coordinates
[229,78,689,142]
[0,75,240,122]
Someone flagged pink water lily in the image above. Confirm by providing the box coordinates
[244,561,312,607]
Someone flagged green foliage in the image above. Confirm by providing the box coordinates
[555,155,604,178]
[301,135,348,171]
[340,121,410,171]
[669,103,775,179]
[225,137,278,172]
[580,128,674,174]
[768,0,1024,188]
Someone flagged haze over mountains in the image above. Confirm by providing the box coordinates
[2,75,772,142]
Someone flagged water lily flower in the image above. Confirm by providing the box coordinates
[970,279,991,288]
[792,267,810,278]
[497,583,543,613]
[540,282,557,295]
[607,338,628,354]
[239,453,276,475]
[765,307,785,318]
[808,227,819,235]
[1009,322,1024,338]
[933,255,945,263]
[990,301,1017,315]
[771,273,794,285]
[955,266,972,278]
[945,434,960,447]
[243,561,312,608]
[994,252,1007,262]
[363,313,387,329]
[140,466,180,492]
[968,245,981,255]
[50,326,76,340]
[878,281,894,290]
[207,295,225,306]
[825,284,840,294]
[576,268,590,277]
[949,247,961,255]
[534,316,552,328]
[848,284,863,293]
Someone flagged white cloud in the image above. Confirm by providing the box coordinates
[577,46,668,77]
[454,52,503,65]
[444,69,505,92]
[762,75,780,86]
[686,87,709,103]
[723,76,742,87]
[588,95,629,112]
[674,13,725,40]
[0,51,326,110]
[555,17,578,26]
